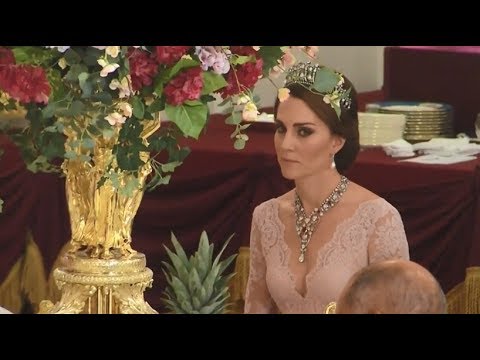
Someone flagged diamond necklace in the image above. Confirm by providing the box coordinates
[294,176,349,263]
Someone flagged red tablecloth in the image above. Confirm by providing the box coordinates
[346,149,480,292]
[383,46,480,136]
[1,119,480,310]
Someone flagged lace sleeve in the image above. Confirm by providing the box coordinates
[244,207,275,314]
[368,205,410,264]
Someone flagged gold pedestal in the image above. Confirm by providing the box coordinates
[39,251,157,314]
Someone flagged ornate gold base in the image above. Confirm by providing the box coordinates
[38,251,157,314]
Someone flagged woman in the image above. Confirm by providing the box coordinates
[244,62,410,314]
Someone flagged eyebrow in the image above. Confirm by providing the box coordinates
[275,119,317,127]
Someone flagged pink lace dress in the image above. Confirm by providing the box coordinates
[244,196,410,314]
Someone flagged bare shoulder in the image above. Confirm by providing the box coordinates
[342,181,379,205]
[275,190,295,212]
[253,191,293,218]
[343,181,398,214]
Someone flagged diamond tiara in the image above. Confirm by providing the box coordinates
[284,62,352,120]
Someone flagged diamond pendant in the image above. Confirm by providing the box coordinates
[299,252,305,263]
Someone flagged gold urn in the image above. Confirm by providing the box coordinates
[39,116,160,314]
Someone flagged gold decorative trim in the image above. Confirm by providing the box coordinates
[53,268,154,286]
[41,251,156,314]
[61,251,147,274]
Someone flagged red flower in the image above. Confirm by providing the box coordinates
[220,58,263,98]
[164,67,203,106]
[128,48,159,91]
[230,46,258,58]
[0,64,51,104]
[0,47,15,66]
[155,46,191,65]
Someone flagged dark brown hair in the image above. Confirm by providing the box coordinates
[273,77,360,173]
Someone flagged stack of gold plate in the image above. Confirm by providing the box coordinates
[371,102,454,143]
[358,112,406,146]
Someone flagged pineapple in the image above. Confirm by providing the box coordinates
[161,231,237,314]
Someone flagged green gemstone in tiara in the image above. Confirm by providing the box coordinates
[285,62,352,120]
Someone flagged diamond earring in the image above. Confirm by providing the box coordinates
[330,154,336,169]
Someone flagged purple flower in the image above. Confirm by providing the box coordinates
[195,46,230,75]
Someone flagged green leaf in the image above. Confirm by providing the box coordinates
[43,125,60,133]
[147,98,165,113]
[78,154,91,162]
[164,246,190,281]
[64,150,77,159]
[199,299,227,314]
[170,275,190,304]
[78,72,93,98]
[257,46,284,77]
[230,55,254,66]
[218,254,237,277]
[332,102,341,119]
[42,103,58,119]
[169,232,190,270]
[225,112,242,125]
[65,64,88,82]
[201,72,228,95]
[168,58,200,79]
[109,172,120,188]
[212,234,234,269]
[64,48,81,65]
[92,92,113,105]
[192,296,202,311]
[69,100,85,117]
[132,96,145,119]
[234,138,246,150]
[198,231,211,266]
[116,145,144,171]
[165,102,208,139]
[188,268,203,299]
[81,138,95,149]
[160,161,182,173]
[119,177,141,197]
[180,299,194,313]
[146,173,171,191]
[102,128,115,140]
[313,67,339,93]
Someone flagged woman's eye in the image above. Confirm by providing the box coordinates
[298,127,312,137]
[275,125,286,133]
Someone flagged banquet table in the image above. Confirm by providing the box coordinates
[1,118,480,312]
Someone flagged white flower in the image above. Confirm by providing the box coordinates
[109,76,132,98]
[242,102,259,121]
[117,102,132,118]
[58,58,68,70]
[105,112,126,126]
[106,46,120,58]
[98,59,120,77]
[46,46,70,53]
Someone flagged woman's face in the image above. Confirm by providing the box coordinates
[274,96,345,180]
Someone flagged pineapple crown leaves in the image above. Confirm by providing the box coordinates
[161,231,237,314]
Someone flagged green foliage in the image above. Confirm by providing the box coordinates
[161,231,237,314]
[0,46,290,205]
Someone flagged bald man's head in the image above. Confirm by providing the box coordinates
[336,260,447,314]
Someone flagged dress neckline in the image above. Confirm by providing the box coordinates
[271,196,385,299]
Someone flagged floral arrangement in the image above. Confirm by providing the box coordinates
[0,46,316,198]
